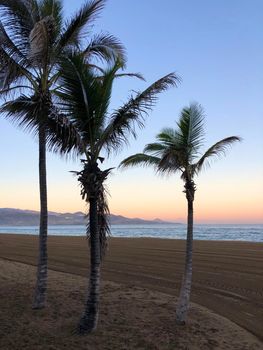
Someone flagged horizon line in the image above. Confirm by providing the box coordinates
[0,207,262,225]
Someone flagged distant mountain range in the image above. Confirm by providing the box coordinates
[0,208,179,226]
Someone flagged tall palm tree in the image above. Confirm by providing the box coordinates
[120,103,241,324]
[56,52,179,333]
[0,0,125,309]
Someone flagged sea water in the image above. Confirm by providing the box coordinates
[0,224,262,242]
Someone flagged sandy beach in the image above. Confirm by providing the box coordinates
[0,234,262,349]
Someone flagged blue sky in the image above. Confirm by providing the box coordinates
[0,0,262,223]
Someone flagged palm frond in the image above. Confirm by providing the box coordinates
[83,33,126,65]
[153,128,189,171]
[0,0,37,52]
[93,60,121,132]
[95,64,144,82]
[0,95,40,136]
[119,153,160,169]
[0,19,35,88]
[194,136,241,173]
[143,142,167,157]
[0,85,34,100]
[0,21,28,63]
[45,106,83,155]
[177,102,205,159]
[100,72,180,153]
[120,150,182,176]
[0,48,28,89]
[56,52,104,146]
[157,128,181,146]
[157,149,183,175]
[57,52,94,113]
[113,72,145,81]
[1,92,84,156]
[57,0,106,50]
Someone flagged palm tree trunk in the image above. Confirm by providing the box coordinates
[32,124,48,309]
[175,197,194,324]
[78,196,101,334]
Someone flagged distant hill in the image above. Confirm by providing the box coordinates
[0,208,179,226]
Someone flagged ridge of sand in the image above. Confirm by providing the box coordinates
[0,259,262,350]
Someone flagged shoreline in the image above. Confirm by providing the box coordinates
[0,234,262,341]
[0,232,263,243]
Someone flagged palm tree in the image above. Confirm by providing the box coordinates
[55,52,179,333]
[0,0,125,309]
[120,102,241,324]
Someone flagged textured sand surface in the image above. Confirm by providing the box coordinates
[0,259,262,350]
[0,234,262,343]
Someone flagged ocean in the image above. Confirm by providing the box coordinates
[0,224,262,242]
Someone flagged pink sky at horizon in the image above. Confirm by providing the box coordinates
[1,161,262,225]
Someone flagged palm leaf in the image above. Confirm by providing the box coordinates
[0,95,40,136]
[45,106,83,155]
[194,136,241,173]
[0,84,34,100]
[0,0,37,51]
[143,142,167,155]
[157,128,182,147]
[1,94,84,155]
[93,60,122,131]
[120,153,160,169]
[0,21,28,64]
[56,52,103,146]
[57,0,106,50]
[177,103,205,160]
[100,72,180,153]
[83,33,126,64]
[0,47,30,89]
[157,149,183,174]
[113,72,145,81]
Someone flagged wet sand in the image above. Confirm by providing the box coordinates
[0,234,262,341]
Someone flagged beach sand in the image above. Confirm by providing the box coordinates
[0,234,262,349]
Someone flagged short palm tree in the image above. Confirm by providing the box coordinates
[0,0,125,309]
[56,52,179,333]
[120,103,241,324]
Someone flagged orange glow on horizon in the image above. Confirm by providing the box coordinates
[0,170,262,224]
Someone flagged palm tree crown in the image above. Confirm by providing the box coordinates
[0,0,125,149]
[120,103,241,181]
[57,54,179,158]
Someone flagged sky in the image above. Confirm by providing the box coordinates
[0,0,262,223]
